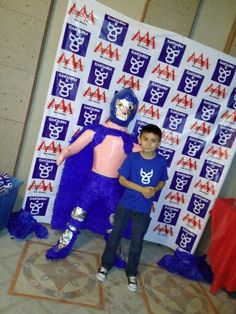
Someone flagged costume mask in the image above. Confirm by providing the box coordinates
[109,88,139,127]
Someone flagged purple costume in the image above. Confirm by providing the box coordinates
[46,88,138,261]
[51,125,134,235]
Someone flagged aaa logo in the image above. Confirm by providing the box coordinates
[68,4,95,24]
[132,31,156,48]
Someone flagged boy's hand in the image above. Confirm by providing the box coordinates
[141,187,156,199]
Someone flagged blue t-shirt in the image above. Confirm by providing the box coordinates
[118,152,168,214]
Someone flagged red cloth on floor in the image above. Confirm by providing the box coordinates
[208,198,236,294]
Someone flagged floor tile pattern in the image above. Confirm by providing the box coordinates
[0,227,235,314]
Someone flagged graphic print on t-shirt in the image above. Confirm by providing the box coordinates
[140,168,153,184]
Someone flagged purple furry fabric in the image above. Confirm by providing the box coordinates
[7,209,48,239]
[51,124,134,238]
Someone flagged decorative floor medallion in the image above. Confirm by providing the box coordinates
[8,241,104,309]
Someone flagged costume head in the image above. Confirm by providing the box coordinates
[109,88,139,127]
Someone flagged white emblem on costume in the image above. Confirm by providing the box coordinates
[140,168,153,184]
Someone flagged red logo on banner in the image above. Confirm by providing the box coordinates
[171,93,193,109]
[47,98,73,114]
[83,87,107,102]
[132,31,156,48]
[177,157,198,170]
[28,180,53,192]
[165,191,185,204]
[117,75,140,90]
[138,104,160,119]
[205,83,226,98]
[194,180,216,195]
[207,145,229,160]
[57,53,84,71]
[183,213,202,229]
[68,4,95,24]
[191,121,211,135]
[152,64,176,81]
[162,130,180,145]
[153,224,173,236]
[221,110,236,123]
[187,53,210,69]
[94,42,119,60]
[37,141,62,154]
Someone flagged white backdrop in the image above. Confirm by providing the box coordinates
[22,0,236,253]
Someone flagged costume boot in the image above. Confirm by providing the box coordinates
[46,207,86,260]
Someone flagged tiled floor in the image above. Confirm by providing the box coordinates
[0,225,236,314]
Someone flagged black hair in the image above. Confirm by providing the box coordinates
[140,124,162,140]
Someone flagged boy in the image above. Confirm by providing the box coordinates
[96,124,168,292]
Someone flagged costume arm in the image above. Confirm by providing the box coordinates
[57,129,95,166]
[132,143,141,152]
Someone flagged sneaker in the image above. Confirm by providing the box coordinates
[127,276,137,292]
[96,266,108,282]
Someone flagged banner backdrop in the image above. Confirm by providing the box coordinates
[22,0,236,253]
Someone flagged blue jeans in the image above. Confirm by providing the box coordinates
[101,205,151,276]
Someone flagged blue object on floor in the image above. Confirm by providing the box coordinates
[7,208,48,239]
[157,249,213,284]
[0,177,22,231]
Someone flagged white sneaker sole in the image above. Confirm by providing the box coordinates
[127,284,137,292]
[96,273,106,282]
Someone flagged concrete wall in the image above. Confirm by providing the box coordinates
[0,0,52,174]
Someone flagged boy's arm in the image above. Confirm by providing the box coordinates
[154,181,165,193]
[119,175,143,193]
[143,181,166,198]
[119,175,154,199]
[57,129,95,166]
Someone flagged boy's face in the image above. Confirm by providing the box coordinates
[138,132,160,154]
